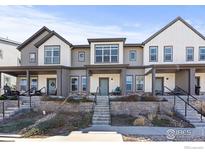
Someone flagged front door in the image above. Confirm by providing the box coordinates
[47,78,56,95]
[155,77,164,95]
[99,78,109,96]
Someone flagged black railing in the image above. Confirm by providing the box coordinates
[164,86,203,122]
[175,86,198,101]
[94,87,100,105]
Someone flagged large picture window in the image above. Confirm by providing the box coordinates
[136,76,144,91]
[71,77,79,92]
[126,75,133,92]
[149,46,158,62]
[164,46,173,62]
[44,46,60,64]
[95,44,118,63]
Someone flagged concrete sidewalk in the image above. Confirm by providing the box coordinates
[82,125,205,138]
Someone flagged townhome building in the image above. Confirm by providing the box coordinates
[0,16,204,97]
[0,37,20,93]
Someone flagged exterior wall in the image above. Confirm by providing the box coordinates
[195,73,205,92]
[124,46,143,66]
[21,31,49,66]
[175,70,189,92]
[71,48,90,67]
[145,73,175,92]
[90,41,124,65]
[90,74,120,93]
[38,35,71,66]
[144,20,205,65]
[0,41,20,66]
[38,74,57,93]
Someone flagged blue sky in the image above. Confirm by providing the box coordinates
[0,6,205,44]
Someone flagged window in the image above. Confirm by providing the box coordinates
[3,75,11,86]
[31,78,38,91]
[164,46,173,62]
[78,51,85,62]
[71,77,79,92]
[186,47,194,61]
[29,53,36,63]
[44,46,60,64]
[129,50,136,61]
[126,75,133,91]
[149,46,158,62]
[95,45,119,63]
[20,79,27,91]
[199,47,205,61]
[81,76,87,92]
[136,76,144,91]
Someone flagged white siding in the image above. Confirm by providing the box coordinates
[38,35,71,66]
[90,42,124,65]
[144,20,205,65]
[90,74,120,93]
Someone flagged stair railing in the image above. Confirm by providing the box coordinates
[94,87,100,105]
[164,86,204,122]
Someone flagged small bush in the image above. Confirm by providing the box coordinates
[133,116,145,126]
[152,117,171,127]
[23,128,42,137]
[0,95,7,100]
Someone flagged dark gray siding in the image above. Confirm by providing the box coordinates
[71,48,90,67]
[124,46,143,66]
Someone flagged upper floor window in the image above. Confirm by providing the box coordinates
[78,51,85,62]
[186,47,194,61]
[81,76,87,92]
[126,75,133,92]
[44,46,60,64]
[164,46,173,62]
[29,53,36,63]
[71,76,79,92]
[95,44,118,63]
[149,46,158,62]
[199,47,205,61]
[129,50,136,61]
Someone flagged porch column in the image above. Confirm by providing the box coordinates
[26,70,30,95]
[152,68,156,96]
[86,69,90,95]
[120,68,126,95]
[189,68,196,95]
[57,69,62,96]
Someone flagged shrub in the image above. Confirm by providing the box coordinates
[0,95,7,100]
[133,116,145,126]
[151,117,171,127]
[23,128,42,137]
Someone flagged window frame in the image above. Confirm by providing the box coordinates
[44,45,60,64]
[129,50,137,61]
[81,76,87,92]
[70,76,79,92]
[29,52,36,63]
[199,47,205,61]
[94,44,119,63]
[186,47,194,61]
[163,46,173,62]
[135,75,145,91]
[78,51,85,62]
[126,75,133,92]
[149,46,158,62]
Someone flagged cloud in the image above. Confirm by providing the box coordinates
[0,6,157,44]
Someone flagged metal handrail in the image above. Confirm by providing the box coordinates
[175,86,197,100]
[164,86,203,121]
[94,87,100,105]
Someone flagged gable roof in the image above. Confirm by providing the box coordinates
[17,26,51,50]
[34,31,73,47]
[142,16,205,45]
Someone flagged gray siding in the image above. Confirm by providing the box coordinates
[124,47,143,66]
[20,31,49,66]
[71,48,90,67]
[175,70,189,92]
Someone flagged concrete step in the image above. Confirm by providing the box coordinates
[193,123,205,127]
[92,117,110,121]
[92,121,110,125]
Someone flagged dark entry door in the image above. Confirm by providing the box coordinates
[47,78,56,95]
[99,78,109,96]
[155,77,164,95]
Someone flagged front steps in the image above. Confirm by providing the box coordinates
[163,96,205,127]
[92,96,111,125]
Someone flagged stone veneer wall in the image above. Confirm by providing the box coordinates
[33,101,94,113]
[110,101,174,117]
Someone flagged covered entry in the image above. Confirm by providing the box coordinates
[99,78,109,96]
